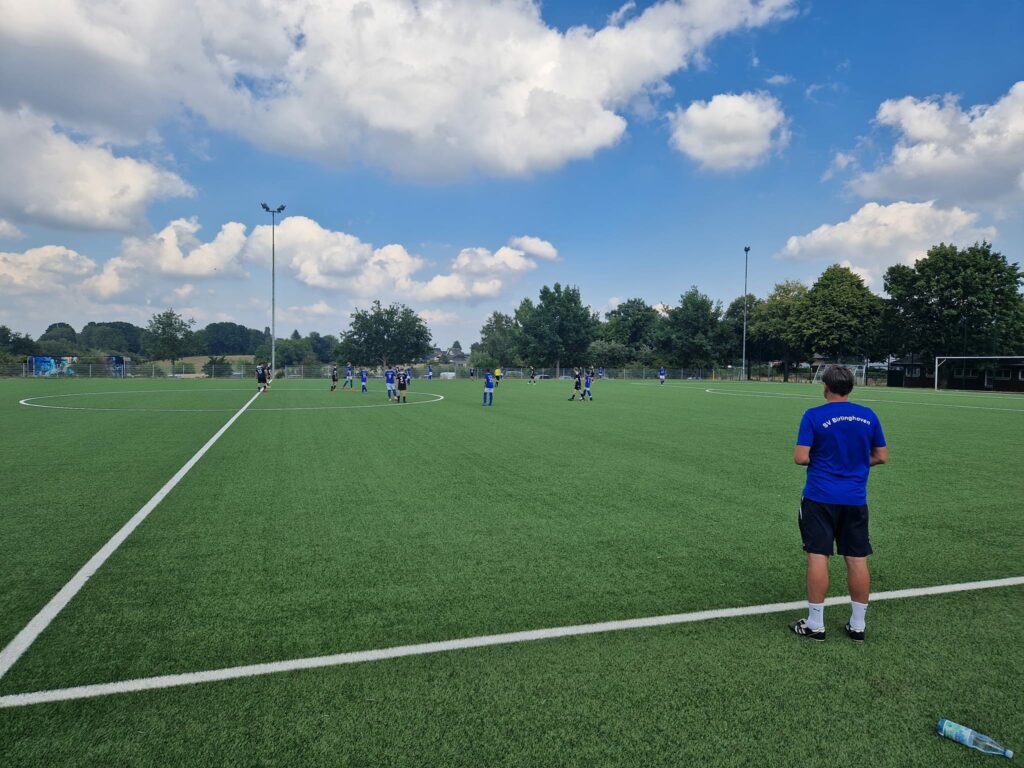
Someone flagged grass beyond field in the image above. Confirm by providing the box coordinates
[1,377,1021,766]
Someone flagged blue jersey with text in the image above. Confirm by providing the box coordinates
[484,372,494,389]
[585,374,592,388]
[360,370,367,383]
[385,369,395,384]
[659,367,666,377]
[797,401,886,506]
[346,365,352,377]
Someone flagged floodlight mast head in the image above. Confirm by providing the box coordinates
[261,202,271,212]
[261,201,287,374]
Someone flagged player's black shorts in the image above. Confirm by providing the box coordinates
[397,382,407,391]
[798,497,872,557]
[574,381,581,390]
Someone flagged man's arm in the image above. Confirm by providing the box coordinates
[793,445,811,466]
[870,446,888,466]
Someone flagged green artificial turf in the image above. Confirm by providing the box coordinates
[0,377,1021,765]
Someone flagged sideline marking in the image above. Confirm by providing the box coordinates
[19,389,445,413]
[1,576,1020,709]
[704,388,1024,413]
[0,391,262,683]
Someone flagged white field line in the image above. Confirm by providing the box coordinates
[1,576,1020,709]
[19,390,445,413]
[0,391,262,683]
[704,388,1024,413]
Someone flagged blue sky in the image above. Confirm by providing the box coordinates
[1,0,1021,348]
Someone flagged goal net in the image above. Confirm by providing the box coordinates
[812,363,866,386]
[933,356,1024,391]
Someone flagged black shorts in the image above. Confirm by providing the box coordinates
[398,382,407,391]
[799,497,872,557]
[574,382,581,390]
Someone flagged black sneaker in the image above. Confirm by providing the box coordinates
[788,619,826,641]
[844,623,865,643]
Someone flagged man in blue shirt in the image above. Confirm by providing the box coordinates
[360,368,368,393]
[384,366,396,400]
[427,364,433,381]
[583,371,593,401]
[790,365,888,643]
[658,366,666,384]
[343,362,354,389]
[482,369,494,406]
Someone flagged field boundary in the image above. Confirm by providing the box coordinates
[1,576,1020,709]
[0,390,262,683]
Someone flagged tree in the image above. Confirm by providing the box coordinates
[450,340,464,356]
[603,298,661,349]
[586,339,630,368]
[78,324,128,353]
[884,242,1024,361]
[661,287,722,368]
[0,325,39,360]
[791,266,882,361]
[39,322,78,346]
[203,322,262,355]
[336,300,432,366]
[80,321,145,354]
[144,309,196,364]
[477,311,521,366]
[750,280,809,381]
[718,294,763,366]
[290,329,302,340]
[516,284,597,371]
[306,331,338,363]
[202,355,233,378]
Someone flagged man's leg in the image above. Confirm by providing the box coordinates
[845,556,870,632]
[804,552,829,631]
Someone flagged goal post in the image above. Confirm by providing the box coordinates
[933,356,1024,391]
[812,363,866,386]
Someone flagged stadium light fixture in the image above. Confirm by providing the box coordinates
[742,246,750,381]
[261,203,286,374]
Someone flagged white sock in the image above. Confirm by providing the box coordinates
[850,601,868,631]
[806,602,825,631]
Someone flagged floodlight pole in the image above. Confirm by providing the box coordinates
[261,203,286,374]
[742,246,750,381]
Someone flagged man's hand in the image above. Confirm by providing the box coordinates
[870,446,888,466]
[793,445,811,466]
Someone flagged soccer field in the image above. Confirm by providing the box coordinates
[1,376,1021,766]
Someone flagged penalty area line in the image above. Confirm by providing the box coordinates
[0,390,262,684]
[1,576,1021,709]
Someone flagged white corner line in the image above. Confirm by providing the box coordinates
[1,576,1020,709]
[0,391,262,684]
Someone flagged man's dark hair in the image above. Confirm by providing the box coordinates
[822,365,854,396]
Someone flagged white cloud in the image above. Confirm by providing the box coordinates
[821,150,857,181]
[668,91,789,170]
[607,1,637,27]
[509,235,559,261]
[765,74,793,86]
[88,218,248,298]
[0,244,96,294]
[173,284,196,300]
[0,219,24,239]
[420,308,459,325]
[0,0,797,179]
[850,81,1024,206]
[0,108,192,230]
[778,201,997,287]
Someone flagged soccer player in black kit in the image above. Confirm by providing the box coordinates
[395,368,408,403]
[330,364,339,392]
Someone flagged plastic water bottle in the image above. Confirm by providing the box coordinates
[938,719,1013,758]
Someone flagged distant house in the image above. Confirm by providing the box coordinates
[888,355,1024,392]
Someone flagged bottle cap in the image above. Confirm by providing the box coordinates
[937,719,947,734]
[1006,750,1013,759]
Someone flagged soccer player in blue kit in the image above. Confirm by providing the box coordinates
[658,366,666,384]
[427,364,433,381]
[482,369,494,406]
[583,370,593,401]
[360,368,368,393]
[789,365,887,643]
[343,362,354,389]
[384,366,396,400]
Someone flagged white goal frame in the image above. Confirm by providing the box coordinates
[934,356,1024,391]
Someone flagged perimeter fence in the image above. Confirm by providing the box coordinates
[0,361,888,385]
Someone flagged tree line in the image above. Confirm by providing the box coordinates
[3,241,1021,371]
[470,243,1024,376]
